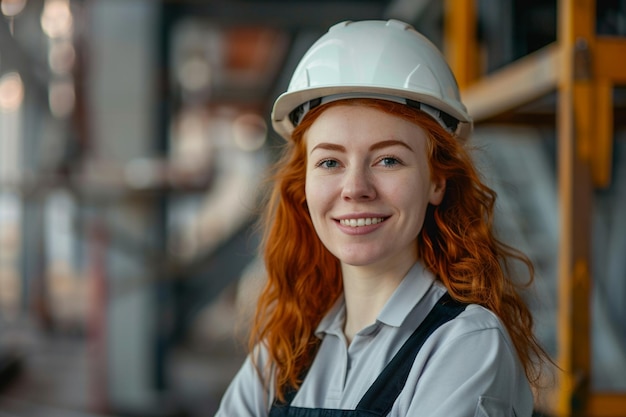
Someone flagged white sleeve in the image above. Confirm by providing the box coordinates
[397,310,534,417]
[214,347,273,417]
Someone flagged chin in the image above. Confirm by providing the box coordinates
[335,250,387,268]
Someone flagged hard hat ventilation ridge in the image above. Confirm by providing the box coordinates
[289,95,460,135]
[405,99,459,133]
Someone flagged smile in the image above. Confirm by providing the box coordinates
[339,217,385,227]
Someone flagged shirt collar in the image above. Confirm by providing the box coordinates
[314,261,436,337]
[377,261,435,327]
[315,293,346,338]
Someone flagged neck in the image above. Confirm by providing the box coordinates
[341,255,416,343]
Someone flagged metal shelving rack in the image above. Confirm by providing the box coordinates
[444,1,626,416]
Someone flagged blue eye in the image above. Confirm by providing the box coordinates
[379,157,400,167]
[318,159,339,169]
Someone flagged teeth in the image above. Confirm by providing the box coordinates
[340,218,384,227]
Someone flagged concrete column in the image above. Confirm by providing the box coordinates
[85,0,163,412]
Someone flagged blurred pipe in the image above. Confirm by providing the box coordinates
[88,220,109,413]
[1,0,28,35]
[0,73,23,186]
[384,0,433,21]
[0,14,49,101]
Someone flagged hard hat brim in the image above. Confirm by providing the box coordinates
[271,85,473,141]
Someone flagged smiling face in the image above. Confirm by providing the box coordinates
[304,103,446,272]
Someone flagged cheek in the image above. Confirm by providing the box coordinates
[304,181,328,242]
[304,176,322,216]
[305,176,336,231]
[393,176,432,215]
[385,173,428,199]
[304,175,313,207]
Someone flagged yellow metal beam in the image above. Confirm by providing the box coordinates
[595,38,626,82]
[444,0,478,89]
[556,1,595,416]
[590,37,626,187]
[593,78,614,188]
[587,393,626,417]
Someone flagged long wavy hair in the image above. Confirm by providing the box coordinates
[250,98,547,402]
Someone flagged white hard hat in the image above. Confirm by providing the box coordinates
[271,19,472,140]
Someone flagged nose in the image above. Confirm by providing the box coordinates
[341,166,376,201]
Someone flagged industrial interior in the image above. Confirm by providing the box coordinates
[0,0,624,416]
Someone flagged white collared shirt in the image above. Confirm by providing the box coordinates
[215,262,534,417]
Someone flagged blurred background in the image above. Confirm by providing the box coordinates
[0,0,624,416]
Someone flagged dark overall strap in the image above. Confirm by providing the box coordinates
[355,292,466,416]
[270,292,466,417]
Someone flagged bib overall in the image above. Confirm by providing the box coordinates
[269,293,466,417]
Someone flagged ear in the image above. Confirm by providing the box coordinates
[429,177,446,206]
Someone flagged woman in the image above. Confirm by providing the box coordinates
[215,19,547,417]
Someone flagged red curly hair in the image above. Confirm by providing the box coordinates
[250,98,546,402]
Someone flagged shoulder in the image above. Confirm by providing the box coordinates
[443,303,516,351]
[411,284,526,382]
[215,345,274,417]
[397,301,534,416]
[454,303,510,332]
[426,284,517,354]
[419,301,521,369]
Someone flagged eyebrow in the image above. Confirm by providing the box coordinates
[369,139,414,152]
[310,143,346,153]
[310,139,414,154]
